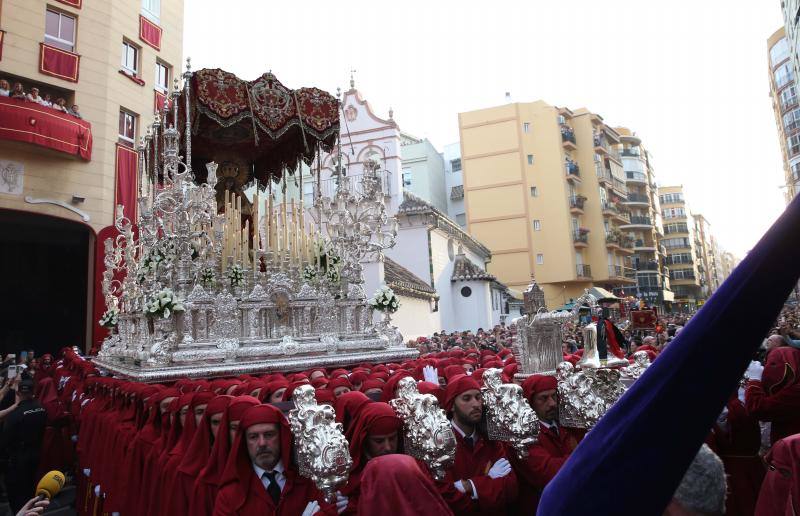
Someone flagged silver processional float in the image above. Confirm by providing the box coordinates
[90,60,648,498]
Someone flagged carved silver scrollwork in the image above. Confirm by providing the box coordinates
[389,377,456,481]
[288,385,352,503]
[481,369,539,458]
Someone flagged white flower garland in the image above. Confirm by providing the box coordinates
[302,265,318,282]
[368,285,400,314]
[227,264,245,287]
[99,307,119,328]
[145,288,185,319]
[200,266,215,286]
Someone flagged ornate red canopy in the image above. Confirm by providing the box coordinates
[180,68,339,183]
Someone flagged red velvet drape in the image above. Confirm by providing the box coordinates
[0,97,92,159]
[114,144,139,222]
[39,43,80,83]
[139,16,162,51]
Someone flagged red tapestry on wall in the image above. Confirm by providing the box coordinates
[114,144,139,222]
[0,97,92,160]
[55,0,82,7]
[139,15,162,51]
[39,43,80,82]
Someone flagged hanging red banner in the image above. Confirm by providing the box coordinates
[139,15,162,51]
[39,43,80,83]
[55,0,82,7]
[114,144,139,222]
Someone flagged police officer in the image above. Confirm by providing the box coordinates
[0,378,46,513]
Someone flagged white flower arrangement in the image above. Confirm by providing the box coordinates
[145,288,185,319]
[368,285,400,314]
[200,266,215,286]
[302,265,318,282]
[227,264,245,287]
[99,307,119,328]
[326,265,340,284]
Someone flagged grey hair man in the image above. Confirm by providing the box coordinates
[663,444,727,516]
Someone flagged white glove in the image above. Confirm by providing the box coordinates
[737,386,746,404]
[94,485,101,497]
[488,458,511,479]
[744,360,764,381]
[301,501,320,516]
[453,481,466,494]
[83,468,91,477]
[335,492,348,515]
[423,365,439,384]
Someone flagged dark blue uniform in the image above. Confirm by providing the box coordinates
[1,398,47,512]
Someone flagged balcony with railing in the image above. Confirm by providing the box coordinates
[596,165,612,185]
[622,215,653,228]
[608,265,636,282]
[0,96,92,160]
[565,161,581,182]
[621,148,641,157]
[633,239,657,251]
[317,170,393,198]
[561,126,577,149]
[626,171,647,183]
[624,192,649,205]
[576,264,592,279]
[611,177,628,196]
[569,194,587,213]
[573,229,589,247]
[636,261,660,272]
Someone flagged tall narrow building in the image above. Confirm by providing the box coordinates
[458,100,638,308]
[767,27,800,203]
[614,128,674,310]
[658,185,705,311]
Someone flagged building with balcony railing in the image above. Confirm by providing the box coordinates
[768,26,800,203]
[457,99,641,307]
[0,0,184,354]
[614,127,673,309]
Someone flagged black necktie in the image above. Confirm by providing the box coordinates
[463,435,474,449]
[262,471,281,506]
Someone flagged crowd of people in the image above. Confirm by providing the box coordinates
[0,303,798,515]
[0,78,82,119]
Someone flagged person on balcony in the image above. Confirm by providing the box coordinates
[69,104,82,119]
[25,87,42,104]
[51,98,67,113]
[40,94,53,108]
[0,80,9,96]
[10,83,25,100]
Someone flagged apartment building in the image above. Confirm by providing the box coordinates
[458,100,645,308]
[615,127,674,309]
[0,0,183,353]
[767,27,800,202]
[658,185,705,311]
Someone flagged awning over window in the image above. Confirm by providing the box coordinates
[0,97,92,160]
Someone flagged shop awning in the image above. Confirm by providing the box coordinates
[0,97,92,160]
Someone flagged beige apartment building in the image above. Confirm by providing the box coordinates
[767,27,800,203]
[614,127,673,309]
[458,100,672,309]
[0,0,184,354]
[658,185,706,310]
[693,213,723,296]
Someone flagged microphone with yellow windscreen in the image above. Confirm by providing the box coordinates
[35,470,65,500]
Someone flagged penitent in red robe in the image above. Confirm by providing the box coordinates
[712,397,765,516]
[212,467,329,516]
[437,430,518,515]
[510,424,584,514]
